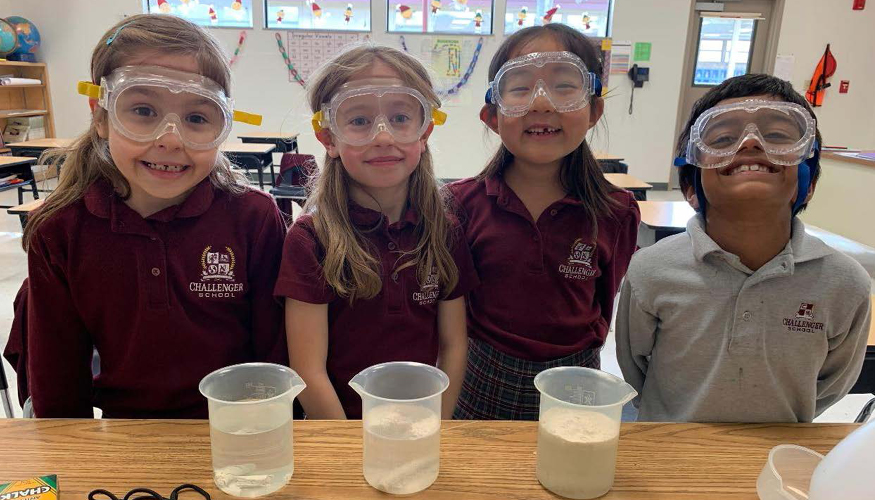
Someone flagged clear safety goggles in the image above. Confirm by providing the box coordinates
[311,79,447,147]
[486,51,603,117]
[680,99,817,169]
[78,66,262,150]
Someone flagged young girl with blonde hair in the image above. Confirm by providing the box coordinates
[275,44,478,419]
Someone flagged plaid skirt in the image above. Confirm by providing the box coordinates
[453,338,601,420]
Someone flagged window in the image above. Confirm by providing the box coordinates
[504,0,611,37]
[266,0,371,31]
[388,0,494,35]
[145,0,254,28]
[693,16,757,86]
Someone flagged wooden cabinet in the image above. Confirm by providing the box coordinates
[0,60,56,144]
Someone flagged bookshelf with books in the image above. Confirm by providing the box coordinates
[0,60,55,148]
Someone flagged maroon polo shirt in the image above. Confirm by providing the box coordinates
[447,175,640,361]
[27,179,288,418]
[274,203,479,418]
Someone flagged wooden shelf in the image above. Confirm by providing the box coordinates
[0,61,55,138]
[0,84,45,89]
[0,110,47,119]
[0,60,46,68]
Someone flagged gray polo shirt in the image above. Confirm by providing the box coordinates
[616,215,871,422]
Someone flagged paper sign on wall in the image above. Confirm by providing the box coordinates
[773,54,795,82]
[633,42,651,62]
[610,41,632,75]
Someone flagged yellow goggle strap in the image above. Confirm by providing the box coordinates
[77,81,101,99]
[311,110,325,134]
[432,108,447,126]
[233,110,262,126]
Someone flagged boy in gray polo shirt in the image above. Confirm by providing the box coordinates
[616,74,871,422]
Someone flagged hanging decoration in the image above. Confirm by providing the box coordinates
[275,32,306,87]
[399,35,484,97]
[229,30,246,66]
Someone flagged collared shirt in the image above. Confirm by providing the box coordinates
[447,175,640,361]
[616,215,872,422]
[27,179,288,418]
[274,203,479,418]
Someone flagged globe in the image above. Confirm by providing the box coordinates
[5,16,40,56]
[0,19,18,57]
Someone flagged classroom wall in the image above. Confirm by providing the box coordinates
[2,0,694,183]
[4,0,872,183]
[776,1,875,150]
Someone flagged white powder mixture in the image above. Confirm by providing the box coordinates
[363,404,442,494]
[365,403,440,440]
[536,407,620,499]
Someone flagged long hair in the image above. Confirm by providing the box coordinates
[23,14,248,251]
[676,73,822,213]
[305,44,458,303]
[480,23,622,235]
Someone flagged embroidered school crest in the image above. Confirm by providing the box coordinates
[189,245,244,299]
[568,238,595,267]
[558,238,598,280]
[782,302,824,333]
[412,267,440,305]
[201,245,235,281]
[796,303,815,319]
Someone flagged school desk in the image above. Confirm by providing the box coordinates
[637,200,696,246]
[0,419,859,499]
[0,156,39,208]
[237,132,299,154]
[605,173,652,201]
[6,198,44,229]
[7,138,74,158]
[220,142,276,190]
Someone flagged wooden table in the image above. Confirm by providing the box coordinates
[605,173,652,201]
[221,143,276,190]
[0,419,858,499]
[0,156,39,207]
[7,138,73,158]
[237,132,299,154]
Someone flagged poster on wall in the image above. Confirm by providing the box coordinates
[609,40,631,75]
[388,0,495,35]
[146,0,254,28]
[286,31,368,81]
[266,0,371,31]
[418,37,479,105]
[503,0,611,36]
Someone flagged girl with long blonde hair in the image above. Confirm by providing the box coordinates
[22,14,287,418]
[275,44,478,419]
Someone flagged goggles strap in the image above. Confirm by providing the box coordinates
[311,110,324,134]
[77,81,101,99]
[233,110,263,126]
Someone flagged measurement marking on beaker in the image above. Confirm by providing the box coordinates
[565,385,596,405]
[244,382,277,399]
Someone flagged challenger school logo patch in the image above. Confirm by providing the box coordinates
[783,302,824,333]
[189,245,244,298]
[558,238,597,280]
[412,267,441,305]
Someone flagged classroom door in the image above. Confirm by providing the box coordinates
[669,0,783,189]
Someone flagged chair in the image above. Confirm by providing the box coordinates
[270,153,316,218]
[598,160,629,174]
